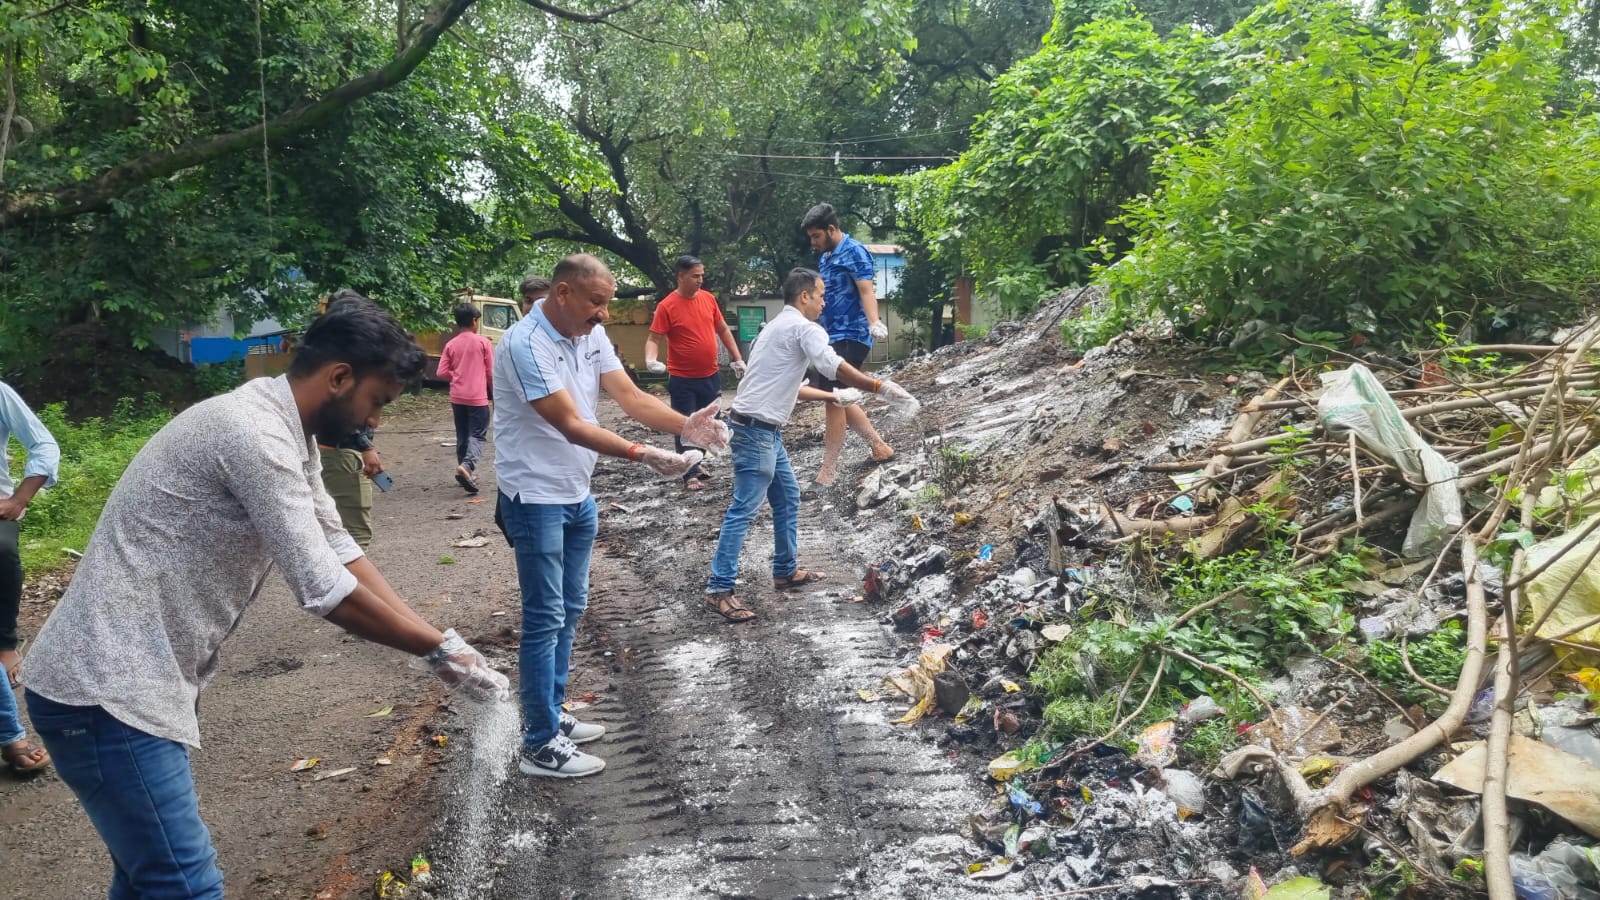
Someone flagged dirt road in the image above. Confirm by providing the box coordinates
[2,388,1010,899]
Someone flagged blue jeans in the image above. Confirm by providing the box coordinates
[24,691,224,899]
[498,493,598,751]
[707,423,800,593]
[0,680,23,746]
[667,373,723,480]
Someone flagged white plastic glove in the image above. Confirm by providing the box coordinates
[681,402,731,453]
[870,319,889,341]
[426,628,510,702]
[731,360,747,378]
[645,359,667,374]
[877,380,921,417]
[831,388,867,407]
[638,446,703,477]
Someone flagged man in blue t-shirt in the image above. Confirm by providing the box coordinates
[800,202,894,495]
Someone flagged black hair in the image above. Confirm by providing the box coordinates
[675,255,703,273]
[801,203,838,232]
[782,267,821,305]
[290,291,426,383]
[519,275,551,301]
[454,302,481,327]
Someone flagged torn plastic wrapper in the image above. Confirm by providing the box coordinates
[1317,364,1462,556]
[1524,521,1600,668]
[882,644,955,724]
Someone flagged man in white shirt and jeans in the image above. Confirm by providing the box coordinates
[704,268,917,623]
[495,253,729,778]
[21,296,509,898]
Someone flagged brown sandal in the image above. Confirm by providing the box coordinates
[705,591,755,623]
[3,739,51,774]
[774,569,826,590]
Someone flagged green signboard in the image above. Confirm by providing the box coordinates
[737,306,767,342]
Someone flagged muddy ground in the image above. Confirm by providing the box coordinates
[1,391,519,899]
[1,382,1045,899]
[5,294,1292,898]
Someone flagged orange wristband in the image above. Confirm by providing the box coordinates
[626,443,643,462]
[872,379,882,394]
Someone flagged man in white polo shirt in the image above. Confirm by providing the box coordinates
[704,267,917,623]
[495,253,729,777]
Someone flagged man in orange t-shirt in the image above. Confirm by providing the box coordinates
[645,255,746,490]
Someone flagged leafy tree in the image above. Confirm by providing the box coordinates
[887,10,1230,298]
[1103,0,1600,340]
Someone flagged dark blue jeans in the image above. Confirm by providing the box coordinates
[667,372,723,480]
[452,402,491,473]
[497,493,598,751]
[707,422,800,593]
[25,691,224,899]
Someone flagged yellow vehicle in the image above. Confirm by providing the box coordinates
[243,291,523,382]
[414,292,522,383]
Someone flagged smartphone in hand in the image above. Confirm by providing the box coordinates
[371,471,395,492]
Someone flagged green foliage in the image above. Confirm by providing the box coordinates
[1365,620,1469,711]
[889,12,1230,289]
[1032,539,1363,752]
[8,397,170,573]
[932,444,980,492]
[192,361,245,398]
[1103,0,1600,341]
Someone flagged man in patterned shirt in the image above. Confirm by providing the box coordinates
[20,295,509,898]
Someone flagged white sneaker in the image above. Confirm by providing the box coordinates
[519,735,606,778]
[560,711,606,745]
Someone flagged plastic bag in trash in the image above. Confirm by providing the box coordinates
[1318,364,1462,556]
[1524,523,1600,667]
[1509,839,1600,900]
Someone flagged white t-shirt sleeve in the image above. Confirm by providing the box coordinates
[799,321,844,380]
[507,330,566,402]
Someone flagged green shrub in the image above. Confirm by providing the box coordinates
[889,14,1229,289]
[1104,0,1600,341]
[8,396,171,573]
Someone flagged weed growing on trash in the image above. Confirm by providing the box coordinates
[1364,621,1468,711]
[1033,537,1365,761]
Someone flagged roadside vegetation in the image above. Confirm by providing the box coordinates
[8,396,171,574]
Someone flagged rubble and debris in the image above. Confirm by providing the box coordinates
[845,290,1600,893]
[1434,736,1600,838]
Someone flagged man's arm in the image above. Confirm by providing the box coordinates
[855,278,880,327]
[330,556,439,643]
[0,475,47,521]
[715,318,743,364]
[323,580,443,656]
[530,386,670,460]
[481,338,494,400]
[436,342,454,381]
[0,383,60,516]
[599,368,689,435]
[643,332,668,372]
[831,361,886,395]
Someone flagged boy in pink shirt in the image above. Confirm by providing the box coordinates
[436,303,494,493]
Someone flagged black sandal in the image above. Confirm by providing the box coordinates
[705,591,756,623]
[774,569,826,591]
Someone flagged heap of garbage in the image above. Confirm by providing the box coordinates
[844,290,1600,898]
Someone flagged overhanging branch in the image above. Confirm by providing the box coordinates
[0,0,655,230]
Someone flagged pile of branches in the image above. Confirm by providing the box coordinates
[1102,333,1600,897]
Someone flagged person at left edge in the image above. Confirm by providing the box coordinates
[19,294,510,899]
[495,253,729,779]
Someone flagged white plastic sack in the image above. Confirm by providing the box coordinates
[1318,364,1462,556]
